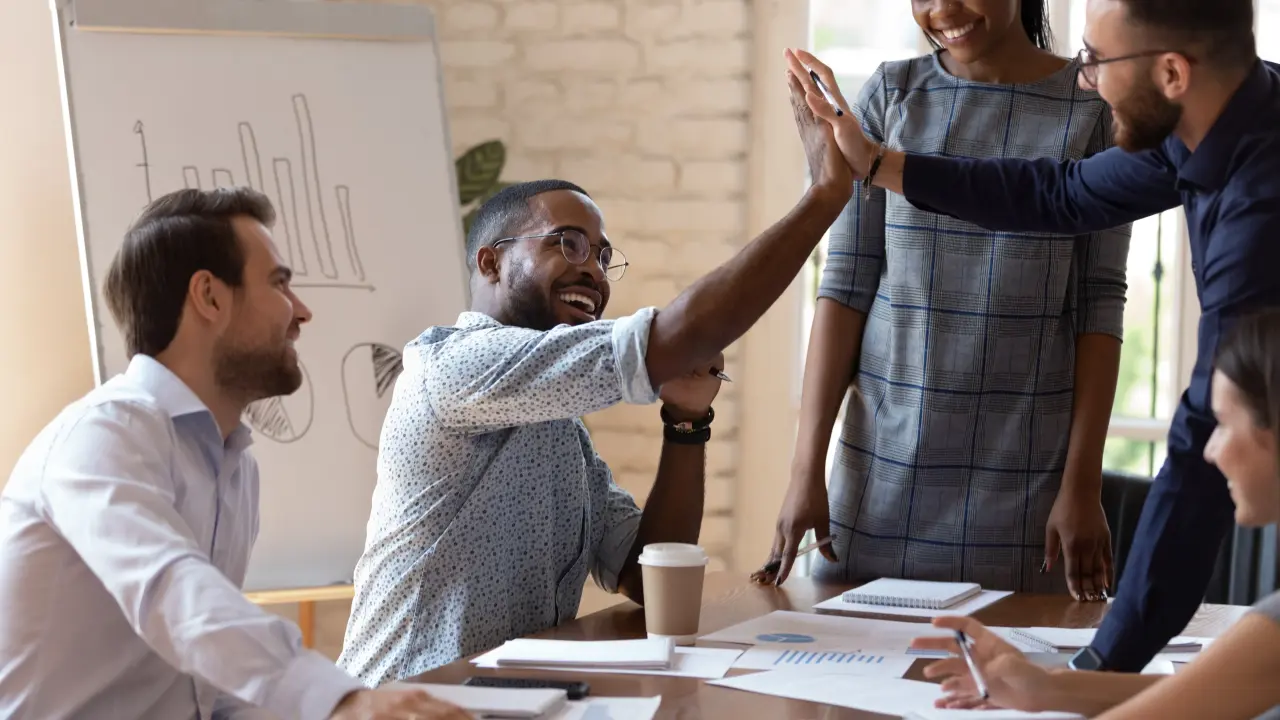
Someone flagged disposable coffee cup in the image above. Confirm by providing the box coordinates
[638,542,708,645]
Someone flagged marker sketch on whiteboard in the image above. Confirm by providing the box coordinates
[131,93,371,290]
[341,342,404,449]
[133,121,152,203]
[244,359,315,443]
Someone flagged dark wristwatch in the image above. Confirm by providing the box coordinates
[1068,646,1106,671]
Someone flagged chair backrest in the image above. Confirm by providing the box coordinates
[1102,469,1276,605]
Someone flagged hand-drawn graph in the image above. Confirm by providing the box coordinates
[341,342,405,449]
[133,93,371,291]
[243,359,315,443]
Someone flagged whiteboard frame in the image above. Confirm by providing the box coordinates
[50,0,468,384]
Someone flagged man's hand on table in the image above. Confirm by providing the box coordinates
[331,687,471,720]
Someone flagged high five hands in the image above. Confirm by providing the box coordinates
[782,48,880,180]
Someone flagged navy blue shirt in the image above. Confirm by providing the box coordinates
[900,60,1280,671]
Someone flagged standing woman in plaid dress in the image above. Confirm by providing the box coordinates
[763,0,1132,597]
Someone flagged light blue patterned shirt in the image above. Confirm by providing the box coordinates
[338,308,659,683]
[0,355,365,720]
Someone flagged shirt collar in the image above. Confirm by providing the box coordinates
[456,311,504,329]
[1173,59,1274,191]
[124,354,253,448]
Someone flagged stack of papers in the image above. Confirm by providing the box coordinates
[492,638,674,670]
[901,702,1090,712]
[410,683,568,718]
[473,644,743,680]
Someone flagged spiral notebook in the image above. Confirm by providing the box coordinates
[1009,627,1206,653]
[840,579,983,610]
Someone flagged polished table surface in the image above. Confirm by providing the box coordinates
[411,572,1249,718]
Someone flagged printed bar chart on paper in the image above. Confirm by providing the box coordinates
[732,643,914,677]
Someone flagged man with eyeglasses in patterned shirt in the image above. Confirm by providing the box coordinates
[338,72,857,682]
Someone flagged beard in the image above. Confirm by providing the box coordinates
[501,264,559,331]
[1111,79,1182,152]
[214,331,302,403]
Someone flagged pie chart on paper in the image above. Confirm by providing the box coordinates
[756,633,816,643]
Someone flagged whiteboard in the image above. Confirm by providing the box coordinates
[52,0,469,590]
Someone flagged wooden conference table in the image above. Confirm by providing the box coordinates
[412,572,1248,719]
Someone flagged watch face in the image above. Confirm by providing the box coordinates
[1069,647,1104,671]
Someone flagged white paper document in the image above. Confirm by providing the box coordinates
[553,696,662,720]
[732,642,914,677]
[814,589,1014,618]
[700,610,950,650]
[492,638,673,669]
[473,646,742,680]
[409,683,567,718]
[904,710,1086,719]
[709,670,944,716]
[1006,627,1208,653]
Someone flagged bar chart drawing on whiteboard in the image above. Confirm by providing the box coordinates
[132,93,371,291]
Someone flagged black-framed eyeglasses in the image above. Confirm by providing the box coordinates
[492,228,629,281]
[1075,46,1195,89]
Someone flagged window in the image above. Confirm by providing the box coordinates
[803,0,1209,482]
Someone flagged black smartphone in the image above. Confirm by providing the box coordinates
[462,675,590,700]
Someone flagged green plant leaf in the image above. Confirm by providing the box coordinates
[455,140,506,205]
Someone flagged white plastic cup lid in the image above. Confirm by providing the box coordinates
[637,543,708,568]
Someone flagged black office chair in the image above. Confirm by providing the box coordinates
[1101,469,1277,605]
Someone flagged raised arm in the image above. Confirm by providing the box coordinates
[426,74,853,433]
[640,72,854,387]
[787,49,1183,235]
[767,66,890,583]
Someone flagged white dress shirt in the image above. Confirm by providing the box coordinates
[0,355,365,719]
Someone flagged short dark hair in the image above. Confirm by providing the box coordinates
[465,179,589,270]
[104,187,275,358]
[1119,0,1255,68]
[1215,310,1280,437]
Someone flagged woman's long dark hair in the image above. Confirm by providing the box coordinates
[926,0,1054,52]
[1215,311,1280,438]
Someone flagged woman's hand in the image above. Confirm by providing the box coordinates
[783,48,878,179]
[910,616,1057,711]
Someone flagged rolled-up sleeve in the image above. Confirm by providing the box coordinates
[818,64,889,313]
[40,402,366,720]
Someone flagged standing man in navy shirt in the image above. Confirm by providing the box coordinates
[787,0,1280,674]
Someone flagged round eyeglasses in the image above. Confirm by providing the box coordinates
[491,229,629,281]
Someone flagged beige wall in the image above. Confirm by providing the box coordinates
[0,0,96,483]
[3,0,810,657]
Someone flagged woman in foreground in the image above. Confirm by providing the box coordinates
[911,310,1280,719]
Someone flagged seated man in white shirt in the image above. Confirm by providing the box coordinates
[338,74,855,681]
[0,188,466,720]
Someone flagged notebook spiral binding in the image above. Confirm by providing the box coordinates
[838,590,952,609]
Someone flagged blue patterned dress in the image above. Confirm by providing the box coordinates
[812,53,1131,592]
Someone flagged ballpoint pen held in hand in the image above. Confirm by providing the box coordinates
[955,631,990,700]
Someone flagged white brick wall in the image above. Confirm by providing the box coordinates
[331,0,753,634]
